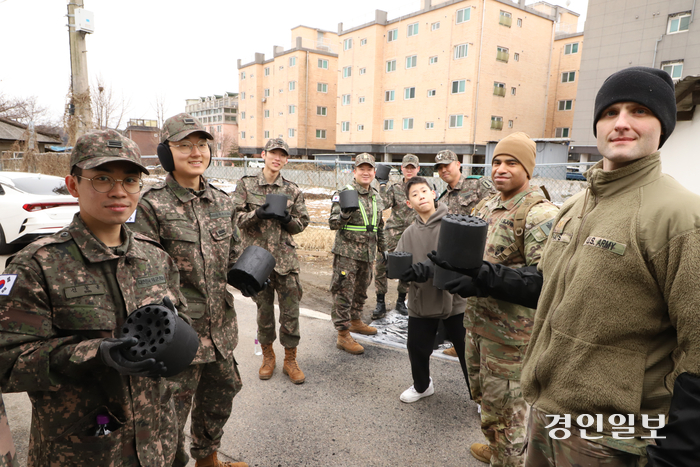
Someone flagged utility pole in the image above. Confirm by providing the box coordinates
[66,0,93,145]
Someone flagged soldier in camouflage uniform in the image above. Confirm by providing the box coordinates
[0,130,182,466]
[451,133,559,466]
[329,153,386,354]
[232,138,309,384]
[130,114,248,467]
[372,154,419,319]
[0,394,18,467]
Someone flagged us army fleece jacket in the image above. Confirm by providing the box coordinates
[521,153,700,438]
[396,203,467,319]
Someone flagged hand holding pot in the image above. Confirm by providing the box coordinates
[427,250,481,277]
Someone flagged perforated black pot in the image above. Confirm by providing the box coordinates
[118,304,199,377]
[265,194,288,217]
[339,190,359,210]
[432,265,464,291]
[387,251,413,279]
[227,245,276,293]
[375,164,391,182]
[436,214,488,270]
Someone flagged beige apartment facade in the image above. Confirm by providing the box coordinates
[335,0,579,164]
[185,92,239,157]
[237,26,338,157]
[544,31,583,138]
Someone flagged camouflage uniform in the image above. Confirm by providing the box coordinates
[438,174,496,216]
[0,394,18,467]
[467,187,559,467]
[0,214,182,467]
[329,179,386,330]
[131,173,243,465]
[232,168,310,348]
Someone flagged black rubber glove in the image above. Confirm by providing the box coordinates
[427,250,481,277]
[341,205,359,215]
[445,275,479,298]
[279,210,293,224]
[99,337,166,377]
[255,203,278,220]
[399,260,433,283]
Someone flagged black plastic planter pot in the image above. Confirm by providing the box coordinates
[436,214,488,270]
[339,190,359,210]
[433,265,464,291]
[387,251,413,279]
[375,164,391,182]
[265,194,288,217]
[119,303,199,378]
[227,245,276,293]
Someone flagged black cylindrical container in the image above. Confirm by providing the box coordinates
[119,304,199,378]
[432,265,464,291]
[339,190,359,210]
[387,251,413,279]
[227,245,276,293]
[436,214,488,270]
[265,194,288,217]
[375,164,391,182]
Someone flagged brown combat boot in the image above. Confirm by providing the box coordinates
[349,319,377,335]
[195,451,248,467]
[258,343,275,380]
[443,346,458,358]
[282,347,305,384]
[337,329,364,354]
[470,443,492,464]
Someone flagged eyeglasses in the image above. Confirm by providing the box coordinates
[77,175,143,194]
[169,141,210,155]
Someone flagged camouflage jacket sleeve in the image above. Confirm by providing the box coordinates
[282,189,310,235]
[523,201,559,267]
[131,196,161,243]
[232,178,259,230]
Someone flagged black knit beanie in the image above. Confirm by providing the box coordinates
[593,66,676,148]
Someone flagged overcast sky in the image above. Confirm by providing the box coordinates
[0,0,588,127]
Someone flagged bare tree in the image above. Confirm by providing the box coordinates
[91,75,131,129]
[0,93,49,124]
[151,94,168,140]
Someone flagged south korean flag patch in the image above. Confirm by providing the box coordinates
[126,210,137,223]
[0,274,18,296]
[332,195,340,202]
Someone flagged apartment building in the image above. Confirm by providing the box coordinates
[185,92,239,157]
[570,0,700,159]
[123,119,159,156]
[335,0,579,164]
[544,31,583,139]
[237,26,338,157]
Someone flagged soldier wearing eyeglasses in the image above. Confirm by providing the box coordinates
[130,114,248,467]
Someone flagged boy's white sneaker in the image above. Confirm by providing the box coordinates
[400,377,434,403]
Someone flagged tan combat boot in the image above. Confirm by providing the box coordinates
[349,319,377,335]
[470,443,492,464]
[337,329,364,354]
[259,343,275,380]
[282,347,305,384]
[195,451,248,467]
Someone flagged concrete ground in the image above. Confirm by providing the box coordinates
[3,286,488,467]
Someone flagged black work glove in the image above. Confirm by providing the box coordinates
[236,278,270,298]
[427,250,481,277]
[99,337,166,377]
[255,203,278,220]
[399,260,433,283]
[445,275,480,298]
[340,205,358,215]
[279,210,293,224]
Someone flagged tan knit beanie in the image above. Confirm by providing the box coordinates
[493,132,536,179]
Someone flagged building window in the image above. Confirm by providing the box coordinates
[289,128,295,137]
[406,55,417,68]
[561,71,576,83]
[668,12,691,34]
[517,18,522,27]
[289,105,296,114]
[494,82,505,97]
[241,112,246,119]
[279,88,283,93]
[427,89,436,97]
[361,38,367,46]
[317,83,328,93]
[357,124,364,131]
[454,44,468,59]
[558,100,573,111]
[564,42,579,55]
[404,87,416,99]
[508,120,514,128]
[289,57,297,66]
[555,127,570,138]
[499,10,512,27]
[264,88,270,97]
[491,116,504,130]
[457,7,471,24]
[426,121,434,129]
[341,121,350,132]
[449,115,464,128]
[289,81,296,90]
[385,90,395,102]
[241,131,246,139]
[403,118,414,130]
[662,60,684,79]
[316,129,326,139]
[386,60,397,72]
[342,94,351,105]
[279,66,284,70]
[343,66,352,78]
[264,130,270,139]
[264,67,270,76]
[431,22,440,31]
[514,53,520,61]
[264,110,270,118]
[318,59,328,69]
[388,29,398,42]
[344,38,353,50]
[429,56,438,65]
[241,92,245,99]
[511,87,517,96]
[497,46,509,62]
[360,67,366,75]
[358,96,365,103]
[451,79,466,94]
[317,106,328,116]
[407,22,419,37]
[384,119,394,130]
[241,72,246,79]
[279,112,283,116]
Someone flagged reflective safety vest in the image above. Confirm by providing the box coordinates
[341,184,378,233]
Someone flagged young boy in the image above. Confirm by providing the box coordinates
[394,176,470,403]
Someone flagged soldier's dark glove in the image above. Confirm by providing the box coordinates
[256,203,278,220]
[399,260,433,283]
[99,337,166,377]
[427,250,481,277]
[445,275,480,298]
[279,210,293,224]
[340,205,358,215]
[237,283,258,298]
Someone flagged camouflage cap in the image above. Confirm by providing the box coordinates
[434,150,458,166]
[354,153,376,168]
[70,129,149,174]
[162,113,213,142]
[402,154,419,168]
[264,137,289,156]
